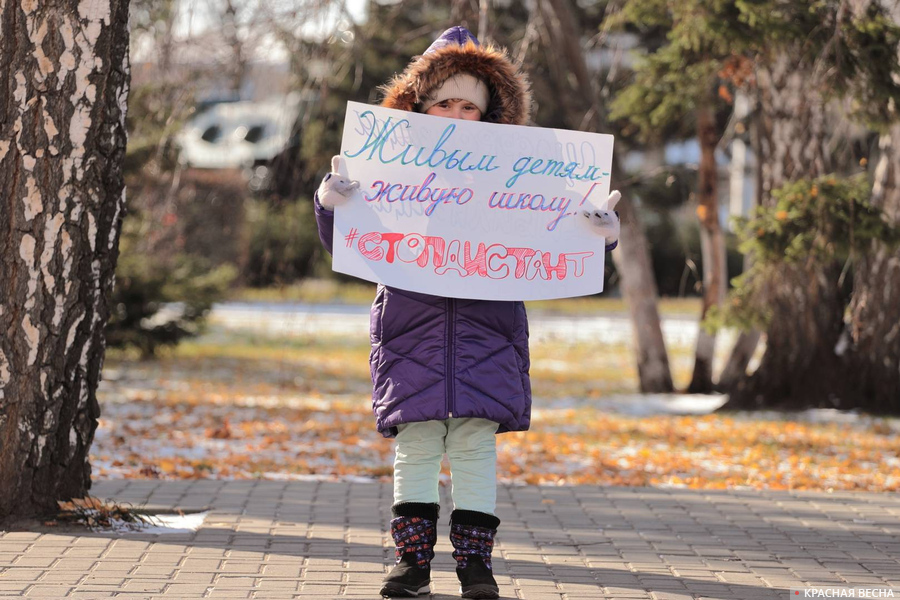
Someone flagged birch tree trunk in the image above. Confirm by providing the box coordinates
[687,100,727,393]
[848,125,900,412]
[719,98,764,389]
[846,0,900,411]
[0,0,130,517]
[544,0,674,392]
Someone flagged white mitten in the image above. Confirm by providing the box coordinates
[582,190,621,244]
[317,155,360,209]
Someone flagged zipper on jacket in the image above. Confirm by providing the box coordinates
[445,297,456,418]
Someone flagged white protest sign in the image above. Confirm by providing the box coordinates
[331,101,615,301]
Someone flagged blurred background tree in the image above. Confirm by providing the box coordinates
[608,0,754,393]
[704,0,900,411]
[114,0,239,357]
[609,0,900,409]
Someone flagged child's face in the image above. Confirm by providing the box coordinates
[425,98,482,121]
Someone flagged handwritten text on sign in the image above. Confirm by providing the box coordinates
[332,101,615,301]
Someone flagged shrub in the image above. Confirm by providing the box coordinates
[706,172,900,331]
[106,204,236,357]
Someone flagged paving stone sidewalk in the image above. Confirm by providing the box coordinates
[1,480,899,599]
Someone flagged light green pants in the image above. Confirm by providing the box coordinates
[393,418,499,515]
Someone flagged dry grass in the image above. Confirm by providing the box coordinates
[95,327,900,491]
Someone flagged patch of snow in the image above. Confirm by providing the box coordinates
[796,408,862,423]
[139,302,186,329]
[532,359,571,372]
[738,408,900,429]
[207,301,731,349]
[580,393,729,416]
[118,511,208,534]
[88,510,208,534]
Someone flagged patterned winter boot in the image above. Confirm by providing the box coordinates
[380,502,440,597]
[449,509,501,599]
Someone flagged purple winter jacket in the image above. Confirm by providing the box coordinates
[314,197,532,438]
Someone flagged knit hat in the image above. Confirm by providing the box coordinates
[380,26,531,125]
[423,25,479,54]
[419,73,490,114]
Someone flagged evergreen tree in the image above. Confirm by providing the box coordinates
[614,0,900,409]
[725,0,900,410]
[611,0,900,409]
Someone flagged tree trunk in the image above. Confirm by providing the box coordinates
[0,0,130,517]
[223,0,246,96]
[726,261,850,409]
[848,125,900,413]
[845,0,900,413]
[717,329,761,389]
[688,100,727,393]
[544,0,674,392]
[720,92,764,390]
[755,56,833,194]
[719,52,847,410]
[478,0,489,42]
[614,200,675,392]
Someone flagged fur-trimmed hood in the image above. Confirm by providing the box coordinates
[379,27,532,126]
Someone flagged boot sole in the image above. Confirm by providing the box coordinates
[380,582,431,597]
[460,584,500,599]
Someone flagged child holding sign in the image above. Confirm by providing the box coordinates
[314,26,621,599]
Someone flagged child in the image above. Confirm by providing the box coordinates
[313,26,620,599]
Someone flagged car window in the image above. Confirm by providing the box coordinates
[200,125,222,143]
[244,125,266,144]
